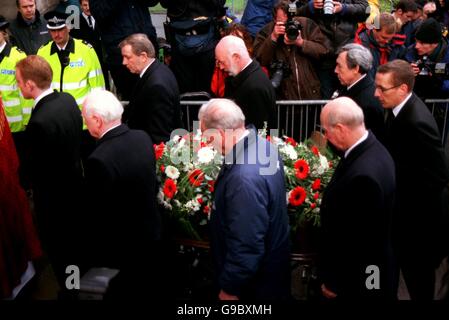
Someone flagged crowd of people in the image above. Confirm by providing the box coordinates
[0,0,448,301]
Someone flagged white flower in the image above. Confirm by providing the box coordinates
[165,165,180,180]
[281,144,298,160]
[157,190,172,210]
[197,146,216,164]
[172,135,181,143]
[185,198,201,212]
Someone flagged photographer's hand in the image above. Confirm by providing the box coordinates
[333,1,343,13]
[271,22,285,42]
[410,63,421,76]
[313,0,324,9]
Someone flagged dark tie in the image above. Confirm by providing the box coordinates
[384,109,395,132]
[87,15,93,29]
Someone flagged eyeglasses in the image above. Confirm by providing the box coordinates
[375,84,401,93]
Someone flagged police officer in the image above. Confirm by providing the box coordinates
[37,11,105,160]
[0,15,33,162]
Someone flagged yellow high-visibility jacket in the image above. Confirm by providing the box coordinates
[38,37,105,119]
[0,43,33,132]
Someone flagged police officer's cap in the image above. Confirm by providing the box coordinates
[0,15,10,30]
[44,11,69,30]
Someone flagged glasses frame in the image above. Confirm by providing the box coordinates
[375,84,402,93]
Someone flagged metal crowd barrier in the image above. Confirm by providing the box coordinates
[121,99,449,144]
[180,99,449,144]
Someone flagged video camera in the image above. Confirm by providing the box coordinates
[416,56,449,78]
[285,1,302,41]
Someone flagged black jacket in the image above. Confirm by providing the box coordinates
[160,0,225,20]
[84,124,162,297]
[124,60,182,144]
[384,93,449,266]
[9,10,51,55]
[90,0,158,66]
[320,132,396,299]
[224,60,277,129]
[338,75,386,142]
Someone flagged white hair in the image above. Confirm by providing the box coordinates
[83,89,123,123]
[198,98,245,130]
[325,97,365,128]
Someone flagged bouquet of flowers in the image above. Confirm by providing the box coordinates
[265,135,336,231]
[155,130,336,241]
[155,131,223,240]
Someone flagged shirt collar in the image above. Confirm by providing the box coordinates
[140,59,155,78]
[392,92,412,117]
[0,42,6,54]
[347,73,366,90]
[240,59,253,73]
[100,123,122,139]
[34,88,54,108]
[344,130,368,158]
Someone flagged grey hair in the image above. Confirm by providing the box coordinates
[325,97,365,128]
[119,33,155,58]
[198,98,245,130]
[338,43,373,74]
[83,89,123,123]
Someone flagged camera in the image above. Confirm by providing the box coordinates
[323,0,334,15]
[416,56,449,78]
[270,61,291,89]
[285,2,302,41]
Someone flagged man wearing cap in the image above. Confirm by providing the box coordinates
[37,10,105,160]
[405,17,449,99]
[8,0,51,55]
[0,15,33,163]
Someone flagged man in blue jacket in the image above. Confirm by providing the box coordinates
[198,98,291,300]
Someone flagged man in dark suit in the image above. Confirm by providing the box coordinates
[82,89,163,299]
[375,59,449,300]
[334,43,386,142]
[70,0,109,89]
[199,98,291,300]
[119,33,181,144]
[319,97,396,300]
[215,35,277,130]
[15,55,83,291]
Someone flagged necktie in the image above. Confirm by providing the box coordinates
[385,109,395,132]
[87,15,93,29]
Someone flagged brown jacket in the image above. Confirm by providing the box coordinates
[254,17,329,100]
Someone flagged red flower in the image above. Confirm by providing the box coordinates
[289,186,307,206]
[197,197,204,205]
[286,137,297,146]
[208,180,215,192]
[311,146,319,155]
[163,179,177,199]
[329,161,333,168]
[154,142,165,160]
[266,135,271,142]
[203,205,210,215]
[314,192,320,200]
[188,169,204,186]
[310,203,316,209]
[160,165,165,173]
[312,179,321,191]
[294,159,309,180]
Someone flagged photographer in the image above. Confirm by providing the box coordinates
[405,18,449,99]
[295,0,369,98]
[254,0,329,100]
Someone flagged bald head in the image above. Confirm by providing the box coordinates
[321,97,366,151]
[322,97,365,128]
[215,35,252,76]
[199,98,245,130]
